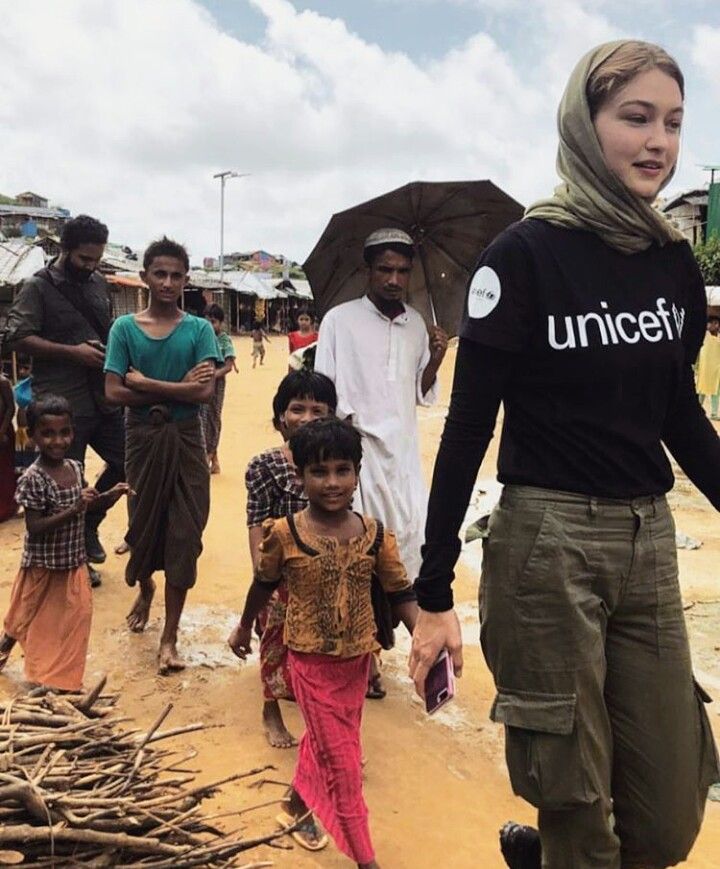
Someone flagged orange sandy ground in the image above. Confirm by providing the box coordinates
[1,336,718,868]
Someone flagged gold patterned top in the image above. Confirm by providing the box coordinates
[256,510,410,657]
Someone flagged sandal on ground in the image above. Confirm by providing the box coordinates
[366,674,386,699]
[276,810,328,851]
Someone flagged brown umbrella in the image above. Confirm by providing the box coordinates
[303,179,524,336]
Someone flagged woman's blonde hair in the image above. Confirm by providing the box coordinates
[587,40,684,118]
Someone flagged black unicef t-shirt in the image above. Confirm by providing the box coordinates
[460,218,707,499]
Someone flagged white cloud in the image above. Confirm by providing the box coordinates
[534,0,619,92]
[0,0,713,264]
[691,24,720,99]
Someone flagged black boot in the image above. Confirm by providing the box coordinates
[499,822,541,869]
[85,526,107,564]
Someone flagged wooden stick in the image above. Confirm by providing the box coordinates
[139,767,274,809]
[32,748,66,787]
[246,778,288,791]
[73,674,107,715]
[0,777,54,825]
[132,703,173,764]
[235,797,285,816]
[142,723,207,744]
[28,743,54,780]
[117,703,174,796]
[0,824,184,856]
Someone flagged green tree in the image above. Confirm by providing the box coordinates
[693,235,720,285]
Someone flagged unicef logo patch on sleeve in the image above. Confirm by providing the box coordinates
[467,266,501,319]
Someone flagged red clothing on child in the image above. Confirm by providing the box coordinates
[287,330,318,353]
[291,651,374,864]
[245,447,307,701]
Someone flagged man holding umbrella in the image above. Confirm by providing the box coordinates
[315,228,448,583]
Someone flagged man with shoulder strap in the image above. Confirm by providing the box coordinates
[3,215,125,585]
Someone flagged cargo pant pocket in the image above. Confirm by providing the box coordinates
[491,688,599,810]
[693,679,720,789]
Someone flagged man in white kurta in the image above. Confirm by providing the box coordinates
[315,229,448,579]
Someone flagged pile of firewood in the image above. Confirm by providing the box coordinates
[0,677,290,867]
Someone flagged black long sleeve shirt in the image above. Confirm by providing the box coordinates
[415,220,720,612]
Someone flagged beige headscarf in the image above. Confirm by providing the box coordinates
[524,40,686,254]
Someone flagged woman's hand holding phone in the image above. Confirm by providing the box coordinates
[424,649,456,714]
[408,608,463,698]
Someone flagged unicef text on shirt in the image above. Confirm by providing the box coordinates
[547,298,686,350]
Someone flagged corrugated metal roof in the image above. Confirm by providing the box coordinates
[211,270,283,298]
[269,278,314,299]
[100,244,142,273]
[661,188,708,212]
[187,270,229,291]
[0,204,70,219]
[0,239,45,285]
[288,279,312,299]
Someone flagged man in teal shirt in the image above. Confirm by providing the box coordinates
[105,237,220,675]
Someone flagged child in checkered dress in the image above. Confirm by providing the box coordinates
[228,370,337,750]
[0,396,130,690]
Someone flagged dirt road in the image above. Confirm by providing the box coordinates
[1,336,718,867]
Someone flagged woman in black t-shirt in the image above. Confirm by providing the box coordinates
[409,40,720,869]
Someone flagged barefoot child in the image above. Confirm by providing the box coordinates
[251,322,270,368]
[228,370,337,749]
[229,418,418,868]
[104,237,220,675]
[0,396,130,688]
[200,303,236,474]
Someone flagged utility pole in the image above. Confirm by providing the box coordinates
[700,164,720,186]
[700,165,720,242]
[212,171,249,285]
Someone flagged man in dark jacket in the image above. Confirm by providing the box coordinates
[3,215,125,584]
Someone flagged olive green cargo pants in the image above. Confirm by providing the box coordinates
[480,486,719,869]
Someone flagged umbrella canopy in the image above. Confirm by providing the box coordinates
[303,180,524,336]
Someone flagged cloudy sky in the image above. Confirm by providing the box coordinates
[1,0,719,264]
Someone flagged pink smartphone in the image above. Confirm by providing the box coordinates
[424,649,455,714]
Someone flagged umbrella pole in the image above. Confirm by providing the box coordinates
[429,294,438,327]
[417,245,439,328]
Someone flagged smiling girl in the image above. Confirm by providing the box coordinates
[230,418,417,868]
[409,41,720,869]
[0,396,130,689]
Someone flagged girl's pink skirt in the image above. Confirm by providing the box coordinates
[289,650,373,864]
